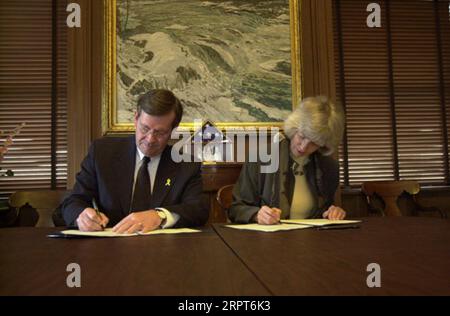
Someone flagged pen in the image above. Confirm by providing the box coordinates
[92,198,105,230]
[260,195,281,224]
[316,224,360,230]
[47,232,87,239]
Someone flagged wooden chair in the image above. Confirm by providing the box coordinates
[361,180,446,218]
[216,184,234,221]
[8,190,70,227]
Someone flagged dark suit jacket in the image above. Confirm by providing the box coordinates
[62,136,209,227]
[228,138,339,223]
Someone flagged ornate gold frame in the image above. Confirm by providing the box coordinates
[103,0,303,134]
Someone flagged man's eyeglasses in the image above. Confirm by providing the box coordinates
[138,123,171,139]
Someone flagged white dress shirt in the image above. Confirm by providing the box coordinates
[134,147,180,228]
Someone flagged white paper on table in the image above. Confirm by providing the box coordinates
[224,223,311,232]
[61,228,201,237]
[281,219,362,227]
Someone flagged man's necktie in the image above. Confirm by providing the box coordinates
[131,156,151,212]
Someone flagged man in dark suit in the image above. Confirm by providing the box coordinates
[62,89,208,233]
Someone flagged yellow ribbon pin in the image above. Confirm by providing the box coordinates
[165,178,171,186]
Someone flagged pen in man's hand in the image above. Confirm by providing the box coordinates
[92,198,105,230]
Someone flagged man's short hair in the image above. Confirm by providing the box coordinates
[137,89,183,128]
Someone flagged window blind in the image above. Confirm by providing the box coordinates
[0,0,67,201]
[334,0,450,187]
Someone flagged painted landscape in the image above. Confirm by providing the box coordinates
[117,0,293,123]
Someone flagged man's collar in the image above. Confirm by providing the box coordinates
[136,146,162,161]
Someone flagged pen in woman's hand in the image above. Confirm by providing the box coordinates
[92,198,105,230]
[260,196,282,225]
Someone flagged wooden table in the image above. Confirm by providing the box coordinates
[1,218,449,296]
[0,227,269,296]
[213,217,450,295]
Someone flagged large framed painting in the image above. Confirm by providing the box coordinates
[103,0,302,133]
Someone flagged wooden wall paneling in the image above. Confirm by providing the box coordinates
[67,0,104,187]
[67,0,92,187]
[301,0,341,206]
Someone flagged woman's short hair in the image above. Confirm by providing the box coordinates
[284,96,345,156]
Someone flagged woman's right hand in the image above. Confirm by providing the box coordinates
[255,206,282,225]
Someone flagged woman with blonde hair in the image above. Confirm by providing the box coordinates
[228,96,347,224]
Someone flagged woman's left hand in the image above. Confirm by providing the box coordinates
[322,205,346,220]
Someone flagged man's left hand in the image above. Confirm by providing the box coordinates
[322,205,346,220]
[112,210,162,234]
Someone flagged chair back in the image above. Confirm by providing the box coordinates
[216,184,234,219]
[9,190,70,227]
[361,180,420,216]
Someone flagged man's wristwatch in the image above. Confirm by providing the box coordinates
[156,210,167,228]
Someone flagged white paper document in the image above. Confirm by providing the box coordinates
[224,223,311,232]
[224,219,362,232]
[61,228,201,238]
[280,219,362,226]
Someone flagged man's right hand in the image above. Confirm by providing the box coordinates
[255,206,282,225]
[76,208,109,231]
